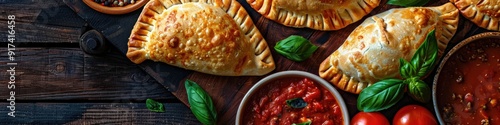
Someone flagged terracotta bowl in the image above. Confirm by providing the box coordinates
[83,0,149,15]
[236,71,349,125]
[432,32,500,124]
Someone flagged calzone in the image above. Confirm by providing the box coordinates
[127,0,275,76]
[319,3,459,94]
[450,0,500,31]
[246,0,380,30]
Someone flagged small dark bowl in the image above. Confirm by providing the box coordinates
[432,32,500,124]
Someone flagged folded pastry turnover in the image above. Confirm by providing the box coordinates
[127,0,275,76]
[450,0,500,31]
[319,3,459,94]
[246,0,381,30]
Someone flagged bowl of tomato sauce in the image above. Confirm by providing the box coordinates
[433,32,500,125]
[236,70,349,125]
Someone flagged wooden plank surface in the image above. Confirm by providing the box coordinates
[0,102,199,124]
[63,0,495,124]
[0,47,193,123]
[0,47,174,101]
[0,0,85,43]
[0,0,199,124]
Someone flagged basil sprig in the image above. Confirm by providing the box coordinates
[185,80,217,125]
[387,0,430,7]
[146,98,165,113]
[286,98,307,109]
[274,35,318,62]
[357,30,438,112]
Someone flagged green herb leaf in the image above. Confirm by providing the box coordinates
[410,30,438,77]
[387,0,413,6]
[357,79,406,112]
[146,98,165,113]
[399,58,414,79]
[286,98,307,109]
[407,78,431,103]
[185,80,217,125]
[387,0,430,7]
[411,0,431,6]
[274,35,318,62]
[292,120,312,125]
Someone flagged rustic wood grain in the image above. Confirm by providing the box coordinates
[0,47,174,101]
[0,0,61,23]
[0,21,82,43]
[0,1,200,124]
[0,0,84,26]
[0,102,199,124]
[0,0,85,43]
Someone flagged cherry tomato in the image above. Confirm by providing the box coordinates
[351,112,389,125]
[393,105,437,125]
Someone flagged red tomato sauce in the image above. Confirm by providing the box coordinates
[243,77,343,125]
[436,39,500,125]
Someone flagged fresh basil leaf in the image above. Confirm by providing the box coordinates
[146,98,165,113]
[292,120,311,125]
[411,30,438,77]
[387,0,430,7]
[387,0,413,6]
[274,35,318,62]
[357,79,406,112]
[399,58,414,79]
[407,78,431,103]
[185,80,217,125]
[411,0,431,6]
[286,98,307,109]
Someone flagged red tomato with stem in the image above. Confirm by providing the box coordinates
[393,105,437,125]
[351,112,390,125]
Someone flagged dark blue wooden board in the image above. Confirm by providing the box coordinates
[64,0,190,92]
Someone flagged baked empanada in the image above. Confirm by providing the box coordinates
[451,0,500,31]
[246,0,380,30]
[319,3,459,94]
[127,0,275,76]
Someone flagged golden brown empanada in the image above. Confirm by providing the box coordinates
[451,0,500,31]
[319,3,459,94]
[127,0,275,76]
[246,0,381,30]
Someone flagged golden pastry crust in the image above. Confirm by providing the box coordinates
[246,0,380,30]
[319,3,459,94]
[127,0,275,76]
[451,0,500,31]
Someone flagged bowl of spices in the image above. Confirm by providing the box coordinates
[83,0,149,15]
[433,32,500,125]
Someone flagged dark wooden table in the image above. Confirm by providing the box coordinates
[0,0,490,124]
[0,0,200,124]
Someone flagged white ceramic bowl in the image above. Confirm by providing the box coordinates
[236,70,349,125]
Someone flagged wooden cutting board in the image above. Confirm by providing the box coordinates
[64,0,487,124]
